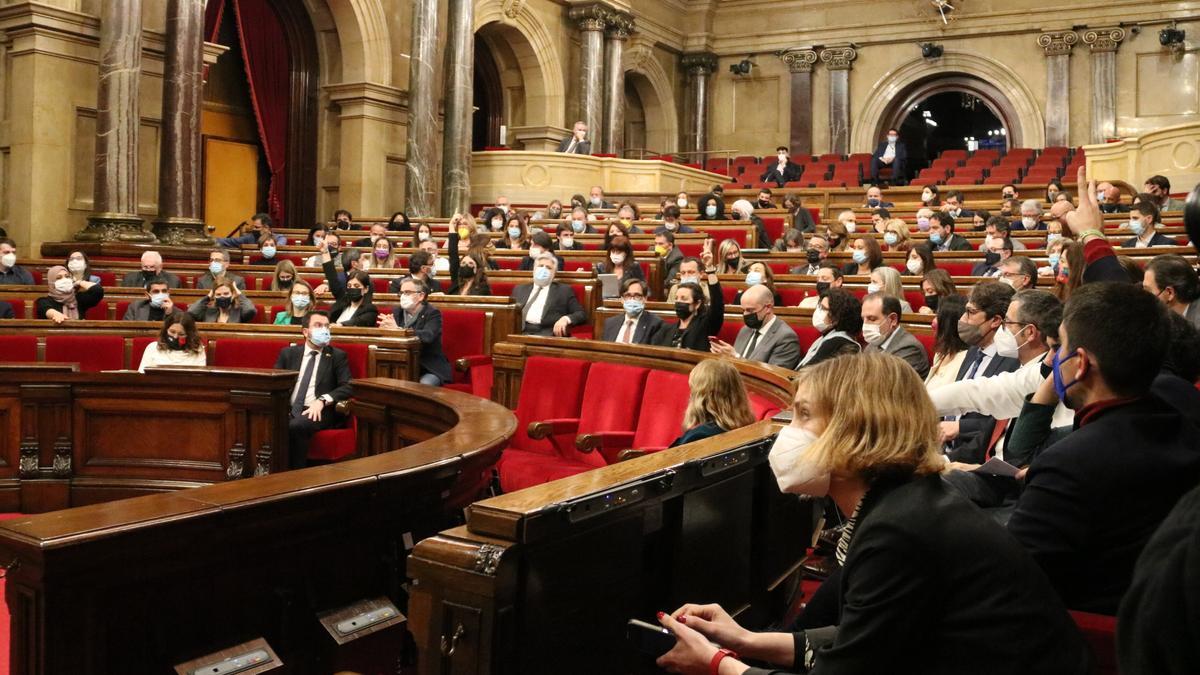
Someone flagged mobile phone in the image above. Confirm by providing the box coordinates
[626,618,676,658]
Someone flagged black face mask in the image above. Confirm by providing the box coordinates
[141,269,156,279]
[674,302,694,320]
[277,278,293,289]
[758,200,773,209]
[167,335,187,351]
[924,294,940,312]
[743,311,763,330]
[215,297,233,310]
[815,281,831,295]
[346,288,364,302]
[459,266,476,279]
[984,251,1001,266]
[806,249,821,265]
[548,209,562,219]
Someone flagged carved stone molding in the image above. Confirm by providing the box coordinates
[568,4,609,32]
[226,443,246,481]
[681,52,718,76]
[779,49,818,74]
[254,445,273,477]
[820,46,857,71]
[1037,31,1078,56]
[606,12,633,40]
[52,436,71,478]
[501,0,524,19]
[1082,27,1126,53]
[473,544,505,576]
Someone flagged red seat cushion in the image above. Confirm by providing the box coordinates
[84,302,109,320]
[338,342,370,379]
[211,338,292,369]
[939,262,975,277]
[915,333,935,361]
[131,337,157,367]
[0,335,37,362]
[440,309,487,385]
[632,370,691,451]
[498,356,592,492]
[749,392,781,420]
[308,416,357,462]
[44,335,123,371]
[1069,611,1117,675]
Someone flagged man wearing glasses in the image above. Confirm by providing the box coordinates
[997,256,1038,292]
[602,278,665,345]
[378,276,452,386]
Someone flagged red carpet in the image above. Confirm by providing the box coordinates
[0,513,27,675]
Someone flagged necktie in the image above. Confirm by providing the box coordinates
[523,286,543,324]
[743,330,761,359]
[964,349,986,380]
[619,318,635,343]
[292,350,319,416]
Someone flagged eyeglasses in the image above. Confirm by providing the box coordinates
[1001,319,1029,330]
[620,293,645,301]
[999,271,1026,280]
[963,306,984,317]
[400,290,423,297]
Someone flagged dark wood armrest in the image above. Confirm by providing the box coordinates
[616,449,649,462]
[575,431,636,455]
[455,355,492,373]
[526,418,580,440]
[334,400,352,415]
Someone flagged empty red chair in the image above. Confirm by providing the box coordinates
[817,153,843,163]
[308,415,358,463]
[496,356,592,492]
[581,369,692,459]
[211,338,292,369]
[748,392,782,420]
[0,335,37,362]
[940,149,968,161]
[44,335,123,371]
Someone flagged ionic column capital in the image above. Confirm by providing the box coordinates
[569,4,610,32]
[819,46,857,71]
[605,12,633,40]
[682,52,718,76]
[1037,31,1078,56]
[1081,27,1126,53]
[779,48,818,74]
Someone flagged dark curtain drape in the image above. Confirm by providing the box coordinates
[203,0,291,226]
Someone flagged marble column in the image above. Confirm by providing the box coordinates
[1082,28,1126,144]
[569,4,609,147]
[153,0,211,246]
[820,46,856,156]
[602,14,633,155]
[440,0,474,217]
[1037,31,1078,148]
[682,52,717,164]
[77,0,153,242]
[404,0,441,218]
[780,49,818,157]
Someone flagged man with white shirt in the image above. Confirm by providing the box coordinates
[760,146,802,187]
[1122,201,1177,248]
[511,253,586,336]
[274,311,354,469]
[557,121,591,154]
[870,128,907,185]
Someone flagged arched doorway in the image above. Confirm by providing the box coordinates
[473,34,503,150]
[624,79,647,156]
[201,0,318,231]
[892,90,1007,172]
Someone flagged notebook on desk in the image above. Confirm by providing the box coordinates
[598,273,619,298]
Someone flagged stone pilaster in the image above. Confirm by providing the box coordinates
[1037,31,1078,148]
[1082,27,1126,144]
[569,4,609,149]
[682,52,718,164]
[820,46,857,156]
[601,13,633,155]
[154,0,212,246]
[779,49,818,157]
[440,0,474,217]
[77,0,153,242]
[404,0,441,217]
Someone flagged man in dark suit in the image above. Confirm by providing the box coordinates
[1144,254,1200,329]
[556,121,591,154]
[0,300,13,319]
[862,185,894,209]
[1009,282,1200,614]
[1122,201,1177,248]
[942,189,974,220]
[122,276,182,321]
[929,212,974,251]
[119,251,182,289]
[1096,182,1130,214]
[655,231,683,295]
[709,285,801,368]
[971,237,1012,278]
[940,282,1019,464]
[862,293,929,378]
[379,277,452,386]
[869,128,907,185]
[603,278,665,345]
[760,146,802,187]
[511,254,587,336]
[274,311,354,470]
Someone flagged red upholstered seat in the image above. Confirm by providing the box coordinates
[793,325,821,352]
[938,262,976,277]
[629,370,692,453]
[95,271,117,286]
[439,308,490,392]
[717,320,741,345]
[131,337,156,367]
[904,290,925,311]
[915,333,935,361]
[1069,611,1117,675]
[84,302,109,320]
[0,335,37,362]
[44,335,123,371]
[338,343,370,378]
[759,217,786,242]
[748,392,781,420]
[496,356,591,492]
[779,288,804,306]
[211,338,292,369]
[308,415,357,462]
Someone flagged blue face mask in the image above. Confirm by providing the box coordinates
[1046,233,1062,246]
[309,326,332,347]
[533,267,552,283]
[291,294,311,309]
[852,250,868,265]
[930,232,943,245]
[1129,219,1145,236]
[705,204,717,218]
[149,292,168,308]
[623,299,644,316]
[883,232,899,246]
[507,227,521,239]
[209,261,224,276]
[261,247,276,259]
[1048,253,1060,269]
[1052,349,1080,404]
[745,271,763,286]
[572,220,586,233]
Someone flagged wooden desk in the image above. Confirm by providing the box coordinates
[0,378,517,675]
[0,366,296,512]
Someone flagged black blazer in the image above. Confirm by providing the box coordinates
[946,347,1020,464]
[871,140,908,168]
[119,270,182,289]
[0,300,13,319]
[760,160,801,186]
[1009,384,1200,614]
[274,345,354,420]
[1121,232,1177,248]
[35,284,104,319]
[511,282,587,336]
[323,259,378,327]
[601,311,665,345]
[800,333,860,368]
[446,231,491,296]
[556,137,591,154]
[747,474,1090,675]
[593,261,645,283]
[653,280,724,351]
[393,302,453,383]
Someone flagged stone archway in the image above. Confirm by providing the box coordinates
[475,0,566,149]
[624,42,680,155]
[852,52,1045,152]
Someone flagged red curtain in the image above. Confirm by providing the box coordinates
[203,0,291,226]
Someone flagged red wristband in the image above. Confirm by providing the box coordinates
[710,647,738,675]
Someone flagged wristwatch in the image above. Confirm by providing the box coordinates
[704,268,717,274]
[319,394,333,405]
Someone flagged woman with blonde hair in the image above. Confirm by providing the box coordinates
[274,279,314,325]
[656,352,1090,675]
[717,238,747,275]
[824,219,850,252]
[868,266,912,313]
[882,219,913,252]
[270,260,298,291]
[670,359,756,447]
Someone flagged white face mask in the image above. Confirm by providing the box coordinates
[1,253,15,268]
[844,222,857,233]
[812,307,830,332]
[866,282,881,294]
[610,252,626,265]
[677,198,688,208]
[768,425,831,497]
[887,135,898,143]
[778,154,788,162]
[861,321,883,344]
[560,236,574,248]
[921,191,933,202]
[399,294,416,311]
[992,323,1027,359]
[906,258,923,274]
[529,247,544,259]
[67,259,87,273]
[53,277,75,293]
[1022,216,1039,228]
